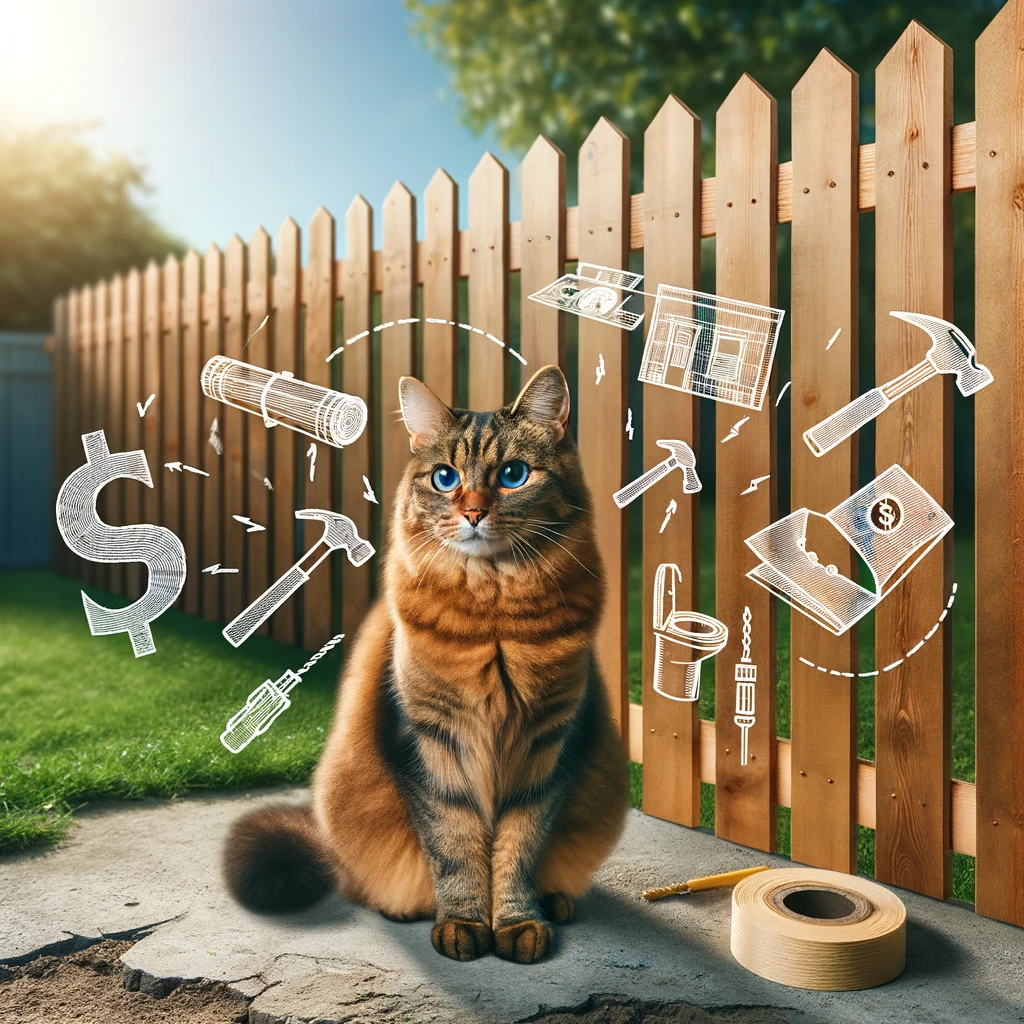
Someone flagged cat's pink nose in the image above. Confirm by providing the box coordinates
[464,508,488,527]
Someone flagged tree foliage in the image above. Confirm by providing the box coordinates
[0,123,184,330]
[407,0,999,166]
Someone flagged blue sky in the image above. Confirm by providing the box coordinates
[0,0,519,251]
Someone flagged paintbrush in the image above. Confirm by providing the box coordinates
[641,865,770,901]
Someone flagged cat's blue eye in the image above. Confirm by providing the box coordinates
[431,465,460,492]
[498,460,530,489]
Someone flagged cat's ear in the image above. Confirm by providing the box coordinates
[399,376,453,452]
[511,365,570,441]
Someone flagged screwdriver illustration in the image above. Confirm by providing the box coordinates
[220,634,344,753]
[734,606,756,767]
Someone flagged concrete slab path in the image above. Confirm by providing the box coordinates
[2,788,1022,1023]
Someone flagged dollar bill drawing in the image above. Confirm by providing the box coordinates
[56,430,187,657]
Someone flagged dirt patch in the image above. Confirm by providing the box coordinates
[524,993,797,1024]
[0,940,250,1024]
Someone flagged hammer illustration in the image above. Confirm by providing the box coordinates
[613,439,701,509]
[223,509,374,648]
[804,311,993,458]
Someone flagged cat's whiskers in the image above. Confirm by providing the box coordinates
[518,526,599,579]
[510,531,570,613]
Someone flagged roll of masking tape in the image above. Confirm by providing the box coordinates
[731,868,906,991]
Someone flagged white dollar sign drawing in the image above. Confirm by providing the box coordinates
[56,430,187,657]
[879,498,897,531]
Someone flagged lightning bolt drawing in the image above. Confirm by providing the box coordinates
[362,475,378,504]
[659,498,678,534]
[776,381,791,407]
[721,416,750,443]
[202,564,239,575]
[741,474,771,495]
[625,408,634,441]
[826,327,842,350]
[208,417,223,455]
[595,354,606,386]
[306,442,317,482]
[232,515,266,533]
[263,477,273,491]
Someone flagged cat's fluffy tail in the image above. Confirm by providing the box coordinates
[223,804,334,912]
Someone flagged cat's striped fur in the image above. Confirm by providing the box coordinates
[223,365,629,963]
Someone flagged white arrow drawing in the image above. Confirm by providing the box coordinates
[625,408,634,441]
[203,564,239,575]
[742,474,771,495]
[164,462,209,477]
[306,442,317,482]
[232,515,266,533]
[209,417,223,455]
[362,475,377,504]
[659,499,678,534]
[137,393,156,417]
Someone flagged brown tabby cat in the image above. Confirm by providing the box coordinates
[223,365,629,964]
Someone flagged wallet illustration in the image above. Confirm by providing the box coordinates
[744,465,952,636]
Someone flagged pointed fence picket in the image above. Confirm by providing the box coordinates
[49,5,1024,929]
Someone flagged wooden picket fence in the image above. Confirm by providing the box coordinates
[49,11,1024,929]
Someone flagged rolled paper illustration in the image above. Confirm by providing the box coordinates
[200,355,367,448]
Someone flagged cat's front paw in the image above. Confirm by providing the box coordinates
[431,918,493,961]
[493,919,553,963]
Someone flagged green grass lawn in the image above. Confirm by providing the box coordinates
[2,537,977,902]
[0,570,341,851]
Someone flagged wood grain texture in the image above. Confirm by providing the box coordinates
[142,262,162,539]
[640,96,702,827]
[245,228,271,633]
[200,246,224,622]
[92,281,110,589]
[51,297,69,576]
[222,236,247,620]
[626,707,975,853]
[180,252,202,615]
[577,117,630,741]
[107,276,126,595]
[271,219,301,643]
[520,136,566,372]
[789,51,860,874]
[326,121,976,286]
[468,153,510,410]
[65,290,82,580]
[302,208,336,650]
[79,286,96,586]
[974,0,1024,927]
[873,21,953,900]
[123,271,144,598]
[341,197,374,643]
[380,183,416,546]
[714,75,778,853]
[422,170,458,404]
[161,257,182,572]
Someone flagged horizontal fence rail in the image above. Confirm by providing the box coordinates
[48,7,1024,929]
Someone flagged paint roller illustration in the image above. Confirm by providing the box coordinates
[652,563,728,702]
[200,355,367,448]
[803,312,993,457]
